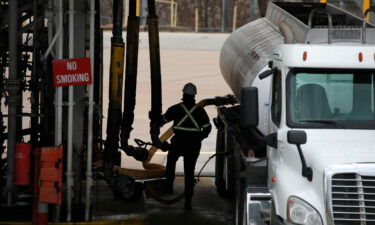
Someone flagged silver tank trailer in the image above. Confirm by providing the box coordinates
[219,17,283,100]
[219,16,285,135]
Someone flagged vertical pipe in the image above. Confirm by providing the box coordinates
[66,0,74,221]
[31,0,41,147]
[173,3,178,27]
[232,4,237,32]
[363,0,370,21]
[7,0,20,207]
[136,0,140,17]
[85,0,95,221]
[170,0,174,28]
[221,0,225,32]
[55,0,63,152]
[195,8,199,32]
[250,0,260,21]
[52,0,64,221]
[221,0,231,32]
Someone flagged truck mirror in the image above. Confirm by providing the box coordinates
[241,87,258,127]
[287,130,307,145]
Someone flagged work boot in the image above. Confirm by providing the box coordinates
[184,200,192,210]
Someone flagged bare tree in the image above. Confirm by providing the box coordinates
[99,0,258,32]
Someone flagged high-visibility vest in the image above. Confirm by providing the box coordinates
[173,103,210,132]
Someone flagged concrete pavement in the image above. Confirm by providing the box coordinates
[102,32,233,176]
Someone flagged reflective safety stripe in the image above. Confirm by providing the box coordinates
[173,127,201,132]
[202,123,211,129]
[173,103,200,132]
[179,104,200,129]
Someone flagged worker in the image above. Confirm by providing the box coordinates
[161,83,212,210]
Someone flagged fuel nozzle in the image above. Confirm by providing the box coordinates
[120,139,150,162]
[120,145,149,162]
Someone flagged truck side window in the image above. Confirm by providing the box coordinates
[271,70,282,126]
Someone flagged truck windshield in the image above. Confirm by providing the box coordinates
[287,69,375,129]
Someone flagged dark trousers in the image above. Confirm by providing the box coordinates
[166,137,201,202]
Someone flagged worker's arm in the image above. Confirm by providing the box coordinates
[160,104,177,126]
[199,107,212,139]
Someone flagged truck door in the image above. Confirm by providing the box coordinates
[267,64,282,189]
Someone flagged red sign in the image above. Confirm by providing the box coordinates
[52,57,92,87]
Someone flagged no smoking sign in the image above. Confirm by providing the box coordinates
[52,57,92,87]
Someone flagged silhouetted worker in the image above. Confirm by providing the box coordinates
[161,83,212,210]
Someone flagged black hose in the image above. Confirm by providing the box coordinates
[104,0,125,177]
[120,0,140,148]
[196,151,233,182]
[112,0,123,39]
[144,184,185,205]
[147,0,163,148]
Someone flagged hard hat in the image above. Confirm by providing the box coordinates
[182,83,197,95]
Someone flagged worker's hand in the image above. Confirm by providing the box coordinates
[160,141,171,152]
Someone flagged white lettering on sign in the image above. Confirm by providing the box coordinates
[56,73,90,84]
[67,61,77,71]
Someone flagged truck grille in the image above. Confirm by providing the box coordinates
[331,173,375,225]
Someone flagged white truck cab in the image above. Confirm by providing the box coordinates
[269,44,375,225]
[216,2,375,225]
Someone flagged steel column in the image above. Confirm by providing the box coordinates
[6,0,20,206]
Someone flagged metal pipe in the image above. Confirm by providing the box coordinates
[221,0,231,32]
[35,0,56,220]
[173,2,178,27]
[42,26,62,61]
[362,8,375,44]
[66,0,75,221]
[85,0,95,221]
[195,8,199,32]
[170,0,174,27]
[55,0,63,147]
[232,4,237,32]
[363,0,370,21]
[6,0,20,206]
[279,22,295,44]
[47,1,54,58]
[50,0,64,222]
[31,0,41,148]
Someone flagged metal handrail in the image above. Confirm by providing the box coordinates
[308,8,333,44]
[362,8,375,44]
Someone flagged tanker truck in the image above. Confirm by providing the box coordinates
[215,2,375,225]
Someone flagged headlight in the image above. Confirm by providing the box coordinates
[287,196,323,225]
